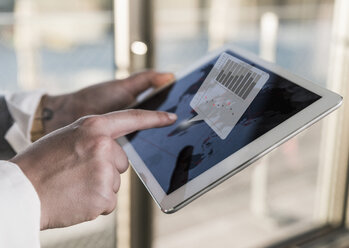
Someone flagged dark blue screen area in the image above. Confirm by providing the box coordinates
[127,50,321,194]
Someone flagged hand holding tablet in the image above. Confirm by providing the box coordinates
[118,45,342,213]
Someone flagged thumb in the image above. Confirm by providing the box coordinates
[121,71,175,97]
[103,109,177,138]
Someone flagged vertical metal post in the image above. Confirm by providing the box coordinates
[129,0,154,72]
[250,11,279,219]
[114,0,131,78]
[14,0,40,89]
[207,0,230,50]
[114,0,154,248]
[129,1,154,247]
[315,0,349,226]
[114,1,132,248]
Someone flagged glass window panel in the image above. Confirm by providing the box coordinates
[0,0,115,247]
[1,0,114,94]
[152,1,337,247]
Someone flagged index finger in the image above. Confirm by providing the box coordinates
[103,109,177,138]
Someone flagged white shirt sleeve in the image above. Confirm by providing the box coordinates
[0,161,41,248]
[4,90,44,153]
[0,91,44,248]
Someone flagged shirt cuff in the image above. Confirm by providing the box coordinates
[0,160,41,247]
[4,91,45,153]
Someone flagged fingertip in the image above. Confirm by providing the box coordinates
[159,72,175,81]
[167,113,177,121]
[153,73,175,87]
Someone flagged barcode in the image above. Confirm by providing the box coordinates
[215,59,262,100]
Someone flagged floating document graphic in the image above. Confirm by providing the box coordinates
[190,52,270,139]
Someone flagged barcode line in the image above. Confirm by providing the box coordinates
[235,68,249,94]
[225,63,239,88]
[215,60,262,100]
[239,77,253,98]
[216,70,224,82]
[243,82,256,99]
[217,59,232,82]
[236,72,251,96]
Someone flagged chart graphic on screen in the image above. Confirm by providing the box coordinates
[190,52,270,139]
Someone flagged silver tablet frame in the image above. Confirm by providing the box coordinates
[117,44,342,213]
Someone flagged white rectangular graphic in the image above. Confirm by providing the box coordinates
[189,52,270,139]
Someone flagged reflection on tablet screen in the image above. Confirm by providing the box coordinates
[189,52,269,139]
[126,50,321,194]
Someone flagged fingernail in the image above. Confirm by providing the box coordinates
[168,113,177,121]
[163,72,174,78]
[162,73,175,82]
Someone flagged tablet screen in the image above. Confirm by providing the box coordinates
[126,50,321,194]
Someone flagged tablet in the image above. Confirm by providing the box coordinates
[118,45,342,213]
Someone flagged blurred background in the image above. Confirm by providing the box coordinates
[1,0,348,247]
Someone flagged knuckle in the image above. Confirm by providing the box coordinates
[87,200,103,220]
[94,162,113,182]
[87,176,116,219]
[94,189,110,205]
[115,146,129,173]
[142,69,155,78]
[118,153,129,173]
[134,69,155,79]
[114,173,121,193]
[87,211,99,221]
[79,115,105,129]
[103,195,117,215]
[88,188,117,217]
[93,136,113,153]
[91,189,116,216]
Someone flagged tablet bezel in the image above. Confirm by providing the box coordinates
[118,44,342,213]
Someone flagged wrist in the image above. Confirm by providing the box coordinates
[30,94,75,138]
[42,94,76,134]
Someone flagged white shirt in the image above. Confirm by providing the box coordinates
[0,91,44,248]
